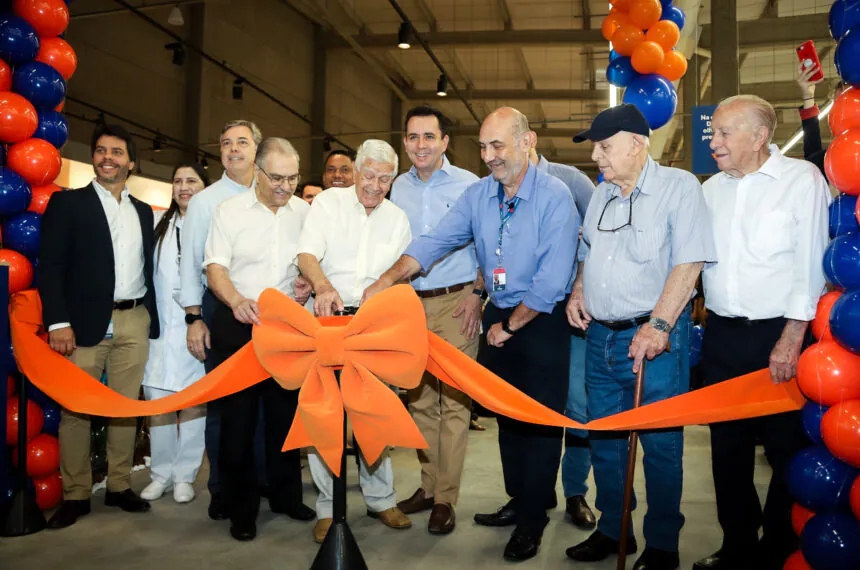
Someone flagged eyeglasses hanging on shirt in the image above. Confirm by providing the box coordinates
[596,161,649,233]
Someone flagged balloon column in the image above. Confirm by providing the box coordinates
[783,4,860,568]
[0,0,74,515]
[602,0,688,129]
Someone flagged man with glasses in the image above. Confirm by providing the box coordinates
[297,139,413,544]
[203,137,315,541]
[565,104,716,570]
[323,149,356,189]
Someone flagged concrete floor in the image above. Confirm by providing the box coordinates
[0,423,773,570]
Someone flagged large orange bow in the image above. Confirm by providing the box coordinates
[252,286,428,473]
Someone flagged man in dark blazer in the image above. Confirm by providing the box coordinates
[39,124,159,529]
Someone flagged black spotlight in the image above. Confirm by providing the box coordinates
[164,42,186,66]
[233,78,245,101]
[436,74,448,97]
[201,156,209,170]
[153,133,164,153]
[323,136,332,152]
[397,22,412,49]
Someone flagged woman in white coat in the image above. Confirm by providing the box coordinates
[141,163,210,503]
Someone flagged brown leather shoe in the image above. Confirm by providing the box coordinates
[396,488,434,515]
[313,518,333,543]
[367,507,412,529]
[428,503,455,535]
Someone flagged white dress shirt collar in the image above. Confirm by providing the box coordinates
[92,178,130,201]
[719,144,784,183]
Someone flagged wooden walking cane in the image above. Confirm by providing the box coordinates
[617,359,646,570]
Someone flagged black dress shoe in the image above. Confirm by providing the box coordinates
[693,549,753,570]
[271,502,315,521]
[474,505,516,527]
[208,493,229,521]
[104,489,151,513]
[47,499,91,529]
[633,547,680,570]
[566,530,638,562]
[503,531,541,561]
[229,522,256,541]
[565,495,597,530]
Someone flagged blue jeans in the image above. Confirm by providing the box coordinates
[586,308,691,552]
[561,331,591,498]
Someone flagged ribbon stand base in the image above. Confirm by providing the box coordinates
[311,371,367,570]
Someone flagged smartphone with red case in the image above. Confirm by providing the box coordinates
[796,40,824,81]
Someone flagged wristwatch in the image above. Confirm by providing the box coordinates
[501,318,516,335]
[649,317,672,333]
[185,314,204,326]
[472,288,489,301]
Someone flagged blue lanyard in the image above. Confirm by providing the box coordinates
[496,185,520,266]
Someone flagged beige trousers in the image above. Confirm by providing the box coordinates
[407,287,479,505]
[59,305,150,500]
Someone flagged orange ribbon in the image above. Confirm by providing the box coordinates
[9,285,807,477]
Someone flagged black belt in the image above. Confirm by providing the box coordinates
[113,297,145,311]
[594,314,651,331]
[334,307,360,316]
[711,312,784,327]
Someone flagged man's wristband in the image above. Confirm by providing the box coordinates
[501,318,516,335]
[473,288,488,301]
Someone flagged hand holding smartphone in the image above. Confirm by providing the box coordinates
[797,40,824,82]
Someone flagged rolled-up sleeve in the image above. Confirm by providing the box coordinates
[787,168,830,321]
[523,190,579,313]
[670,175,718,267]
[404,186,476,271]
[297,196,330,261]
[203,204,233,270]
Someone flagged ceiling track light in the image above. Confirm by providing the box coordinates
[436,74,448,97]
[153,133,165,153]
[233,78,245,101]
[397,22,412,49]
[164,42,185,66]
[168,5,184,27]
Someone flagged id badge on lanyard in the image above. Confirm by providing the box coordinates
[494,186,520,292]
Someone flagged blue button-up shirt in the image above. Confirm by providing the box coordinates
[390,155,480,291]
[535,155,595,221]
[405,163,579,313]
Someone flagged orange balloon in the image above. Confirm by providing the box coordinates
[824,128,860,196]
[791,503,815,536]
[797,341,860,406]
[612,0,633,11]
[646,20,681,51]
[812,291,842,341]
[602,12,630,41]
[851,475,860,519]
[6,138,62,187]
[628,0,662,30]
[656,49,687,81]
[631,41,665,74]
[611,23,646,57]
[821,399,860,468]
[829,86,860,137]
[0,59,10,91]
[27,183,61,215]
[783,550,812,570]
[0,248,33,294]
[54,99,64,112]
[35,37,77,81]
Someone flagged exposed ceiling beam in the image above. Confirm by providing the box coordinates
[414,0,438,32]
[699,14,830,51]
[406,88,608,101]
[497,0,513,31]
[72,0,203,19]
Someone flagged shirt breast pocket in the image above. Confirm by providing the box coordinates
[753,211,793,258]
[626,227,666,264]
[368,243,399,279]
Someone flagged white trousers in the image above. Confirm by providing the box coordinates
[144,386,207,485]
[308,448,397,519]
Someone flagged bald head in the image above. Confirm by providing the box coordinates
[480,107,535,188]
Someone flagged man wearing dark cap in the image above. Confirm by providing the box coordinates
[565,104,717,570]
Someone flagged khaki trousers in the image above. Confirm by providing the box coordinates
[59,305,150,500]
[407,287,478,505]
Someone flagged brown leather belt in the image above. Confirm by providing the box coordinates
[415,281,472,299]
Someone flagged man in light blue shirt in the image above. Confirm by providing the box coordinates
[178,119,264,521]
[364,107,579,562]
[389,105,483,535]
[529,145,597,531]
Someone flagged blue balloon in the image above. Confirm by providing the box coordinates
[824,234,860,289]
[830,290,860,354]
[41,401,60,436]
[0,16,39,66]
[597,173,604,184]
[801,513,860,570]
[0,167,31,217]
[26,382,54,408]
[835,27,860,87]
[689,324,704,367]
[622,74,678,130]
[801,401,829,445]
[660,5,686,31]
[787,446,858,511]
[661,0,674,7]
[609,49,621,62]
[0,469,35,507]
[829,193,859,238]
[830,0,860,41]
[34,110,69,148]
[606,56,640,88]
[12,61,66,110]
[3,211,40,260]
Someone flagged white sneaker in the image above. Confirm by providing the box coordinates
[173,483,196,504]
[140,480,171,501]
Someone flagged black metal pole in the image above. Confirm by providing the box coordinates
[310,369,367,570]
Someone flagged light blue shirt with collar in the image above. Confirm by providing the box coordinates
[405,162,579,313]
[535,154,595,221]
[579,156,717,322]
[179,171,255,308]
[390,155,480,291]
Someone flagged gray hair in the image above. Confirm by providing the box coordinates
[355,139,398,173]
[255,137,300,169]
[717,95,778,144]
[221,119,263,145]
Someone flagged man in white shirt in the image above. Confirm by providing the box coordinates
[297,139,412,544]
[322,149,356,189]
[694,95,830,570]
[179,119,267,520]
[204,137,315,542]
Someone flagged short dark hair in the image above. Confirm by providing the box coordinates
[404,105,452,138]
[296,180,323,197]
[324,149,356,166]
[91,123,138,164]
